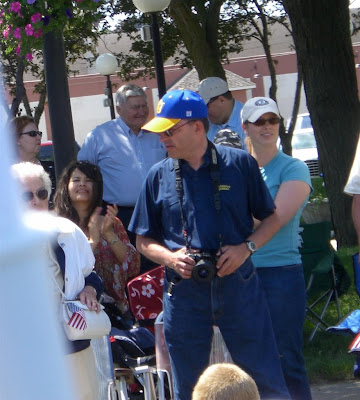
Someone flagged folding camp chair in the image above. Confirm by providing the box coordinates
[299,221,349,342]
[326,253,360,378]
[91,335,118,400]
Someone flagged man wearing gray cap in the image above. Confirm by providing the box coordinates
[198,77,246,150]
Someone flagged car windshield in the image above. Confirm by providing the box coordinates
[292,132,317,150]
[300,115,312,129]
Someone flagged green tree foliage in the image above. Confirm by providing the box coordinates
[110,0,246,80]
[0,0,107,120]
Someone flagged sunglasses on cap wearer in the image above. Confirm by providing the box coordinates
[21,188,48,202]
[249,117,280,127]
[165,120,194,137]
[20,130,43,138]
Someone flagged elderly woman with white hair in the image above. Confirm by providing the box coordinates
[11,162,103,400]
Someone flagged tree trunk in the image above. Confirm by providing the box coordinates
[282,0,360,246]
[10,56,26,117]
[169,0,226,80]
[280,64,303,155]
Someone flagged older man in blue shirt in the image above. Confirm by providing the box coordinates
[78,84,166,270]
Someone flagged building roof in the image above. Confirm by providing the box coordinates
[168,68,256,92]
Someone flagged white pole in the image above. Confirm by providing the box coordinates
[0,89,76,399]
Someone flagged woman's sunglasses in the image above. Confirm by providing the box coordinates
[20,130,43,137]
[21,188,48,202]
[251,117,280,127]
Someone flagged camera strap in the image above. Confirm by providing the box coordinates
[173,140,223,251]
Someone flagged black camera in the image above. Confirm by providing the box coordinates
[189,252,218,283]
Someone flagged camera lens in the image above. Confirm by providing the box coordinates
[191,258,217,283]
[198,267,210,278]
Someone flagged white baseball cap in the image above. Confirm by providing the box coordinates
[241,97,280,123]
[198,77,229,104]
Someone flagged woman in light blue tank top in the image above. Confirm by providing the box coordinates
[241,97,312,400]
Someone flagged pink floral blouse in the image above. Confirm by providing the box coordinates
[93,218,140,314]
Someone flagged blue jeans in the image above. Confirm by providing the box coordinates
[163,259,290,400]
[257,265,312,400]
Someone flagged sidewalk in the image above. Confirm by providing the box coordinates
[311,380,360,399]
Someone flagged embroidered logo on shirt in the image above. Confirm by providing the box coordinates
[219,185,231,191]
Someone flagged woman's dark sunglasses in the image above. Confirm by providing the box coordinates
[22,188,48,202]
[251,117,280,127]
[20,130,43,137]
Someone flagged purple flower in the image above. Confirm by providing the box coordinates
[30,12,42,23]
[25,23,34,36]
[13,27,21,39]
[65,8,73,18]
[26,53,33,62]
[27,0,36,4]
[15,45,21,54]
[42,15,50,26]
[3,26,11,39]
[33,28,42,38]
[10,2,21,14]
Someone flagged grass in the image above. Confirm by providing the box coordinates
[303,246,359,383]
[309,176,328,203]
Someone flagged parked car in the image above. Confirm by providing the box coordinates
[286,113,320,177]
[38,140,80,162]
[39,140,54,161]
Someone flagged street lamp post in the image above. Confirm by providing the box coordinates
[96,53,118,120]
[132,0,171,99]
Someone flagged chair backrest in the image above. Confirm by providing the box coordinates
[127,265,164,331]
[300,222,350,296]
[299,222,333,291]
[300,221,332,254]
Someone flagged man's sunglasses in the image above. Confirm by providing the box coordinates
[20,130,43,137]
[165,120,193,137]
[251,117,280,127]
[22,188,48,202]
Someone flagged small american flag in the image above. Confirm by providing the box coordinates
[349,332,360,354]
[66,303,87,331]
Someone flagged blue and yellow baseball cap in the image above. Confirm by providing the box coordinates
[142,89,208,133]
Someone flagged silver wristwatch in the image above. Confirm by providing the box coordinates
[245,240,257,254]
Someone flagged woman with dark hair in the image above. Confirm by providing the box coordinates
[54,160,140,317]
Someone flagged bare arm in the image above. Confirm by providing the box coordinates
[274,180,311,226]
[136,235,195,279]
[102,205,128,264]
[253,180,310,229]
[217,211,281,277]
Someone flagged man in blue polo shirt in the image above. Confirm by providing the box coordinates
[128,89,290,400]
[198,77,247,150]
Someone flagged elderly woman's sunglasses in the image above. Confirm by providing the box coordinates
[20,130,43,137]
[21,188,48,202]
